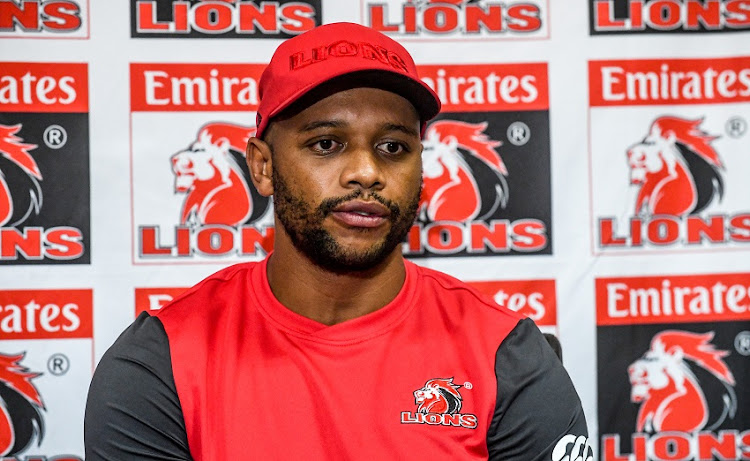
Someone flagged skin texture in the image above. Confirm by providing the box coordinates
[246,87,423,326]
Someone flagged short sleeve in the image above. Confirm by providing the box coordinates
[84,312,192,460]
[487,318,593,461]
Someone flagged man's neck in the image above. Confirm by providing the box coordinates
[266,243,406,327]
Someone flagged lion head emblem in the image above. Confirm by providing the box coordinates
[627,117,723,217]
[628,331,736,433]
[413,378,463,414]
[0,124,42,228]
[0,353,45,457]
[420,120,508,223]
[171,122,269,227]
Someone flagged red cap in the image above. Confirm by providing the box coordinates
[255,22,441,139]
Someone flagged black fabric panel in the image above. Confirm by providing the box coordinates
[487,318,591,461]
[84,312,192,460]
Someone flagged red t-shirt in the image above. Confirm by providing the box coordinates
[85,258,591,460]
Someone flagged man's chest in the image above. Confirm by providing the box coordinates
[184,329,499,460]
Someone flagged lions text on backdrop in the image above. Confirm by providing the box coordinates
[362,0,549,40]
[0,289,92,459]
[0,63,90,264]
[129,62,552,263]
[589,0,750,34]
[588,57,750,255]
[130,0,321,38]
[596,273,750,460]
[0,0,89,38]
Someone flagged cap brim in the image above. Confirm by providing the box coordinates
[267,69,441,130]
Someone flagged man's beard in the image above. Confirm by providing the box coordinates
[272,168,420,273]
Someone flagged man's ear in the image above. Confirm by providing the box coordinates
[246,137,273,197]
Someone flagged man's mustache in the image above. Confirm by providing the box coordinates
[317,190,401,220]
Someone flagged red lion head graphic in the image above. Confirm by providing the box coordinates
[420,120,508,223]
[413,378,463,414]
[0,353,45,457]
[171,122,269,227]
[0,124,42,228]
[628,331,736,433]
[627,117,723,217]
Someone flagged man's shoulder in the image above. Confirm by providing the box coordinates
[408,261,525,322]
[154,260,261,321]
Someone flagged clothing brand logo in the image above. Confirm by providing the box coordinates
[400,377,478,429]
[0,353,44,457]
[289,41,408,72]
[552,435,594,461]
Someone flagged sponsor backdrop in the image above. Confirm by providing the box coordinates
[0,1,749,459]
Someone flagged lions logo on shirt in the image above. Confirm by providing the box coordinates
[414,377,464,414]
[400,377,478,429]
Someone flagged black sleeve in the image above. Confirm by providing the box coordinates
[84,312,192,460]
[487,318,593,461]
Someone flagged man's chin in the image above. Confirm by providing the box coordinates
[301,237,397,274]
[318,247,395,273]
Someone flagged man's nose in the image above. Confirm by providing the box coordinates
[339,146,385,191]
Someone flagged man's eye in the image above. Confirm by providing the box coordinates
[378,141,407,155]
[311,139,340,152]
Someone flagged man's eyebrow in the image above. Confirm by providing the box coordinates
[300,120,347,132]
[382,123,420,138]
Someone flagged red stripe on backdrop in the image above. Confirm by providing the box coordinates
[134,287,189,317]
[469,279,557,326]
[596,272,750,325]
[0,289,93,339]
[418,63,549,112]
[0,62,88,113]
[589,56,750,107]
[130,63,266,112]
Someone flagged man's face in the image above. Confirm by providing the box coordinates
[266,87,423,272]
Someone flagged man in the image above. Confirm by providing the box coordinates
[85,22,592,460]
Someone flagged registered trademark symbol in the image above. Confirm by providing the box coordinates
[463,381,473,389]
[43,124,67,149]
[735,331,750,356]
[507,121,530,146]
[726,116,747,138]
[47,353,70,376]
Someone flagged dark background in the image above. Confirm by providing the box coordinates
[0,113,91,265]
[407,109,552,258]
[597,321,750,453]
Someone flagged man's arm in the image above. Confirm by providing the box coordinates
[487,318,593,461]
[85,312,192,460]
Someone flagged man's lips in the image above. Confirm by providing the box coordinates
[330,201,390,228]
